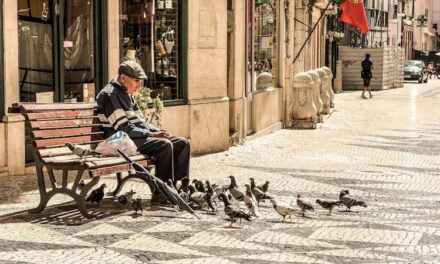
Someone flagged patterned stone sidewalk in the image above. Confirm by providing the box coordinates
[0,81,439,263]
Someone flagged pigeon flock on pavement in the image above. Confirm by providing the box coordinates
[82,174,368,227]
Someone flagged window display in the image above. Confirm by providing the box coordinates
[17,0,95,103]
[18,0,54,102]
[119,0,180,101]
[246,0,278,93]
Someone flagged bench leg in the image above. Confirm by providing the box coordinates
[29,166,100,219]
[28,164,50,214]
[108,171,155,197]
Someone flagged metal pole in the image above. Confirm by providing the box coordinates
[292,0,331,65]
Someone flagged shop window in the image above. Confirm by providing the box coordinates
[17,0,54,102]
[0,0,3,117]
[119,0,182,101]
[246,0,279,93]
[17,0,96,103]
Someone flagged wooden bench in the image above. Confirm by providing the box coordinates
[10,102,153,218]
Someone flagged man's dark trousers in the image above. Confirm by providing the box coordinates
[133,136,190,182]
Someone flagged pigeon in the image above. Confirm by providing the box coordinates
[205,191,217,214]
[339,189,350,199]
[296,195,314,217]
[205,181,217,213]
[250,178,272,206]
[118,189,136,205]
[179,191,190,202]
[316,199,342,216]
[191,179,198,188]
[188,185,207,209]
[271,199,297,222]
[85,184,106,204]
[178,177,190,194]
[257,180,270,193]
[195,180,206,193]
[77,180,85,191]
[131,197,146,214]
[244,184,260,217]
[339,190,367,211]
[219,193,251,228]
[167,179,179,194]
[212,183,229,195]
[228,175,244,201]
[65,143,99,160]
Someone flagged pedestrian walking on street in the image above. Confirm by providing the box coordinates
[361,53,373,99]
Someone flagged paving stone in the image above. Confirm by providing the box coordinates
[229,252,332,263]
[108,233,210,256]
[0,247,142,264]
[73,223,134,236]
[179,231,279,252]
[0,223,94,246]
[246,230,345,248]
[305,248,406,262]
[153,257,238,264]
[309,227,423,245]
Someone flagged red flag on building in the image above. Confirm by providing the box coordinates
[334,0,369,34]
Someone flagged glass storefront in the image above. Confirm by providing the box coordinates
[0,0,3,117]
[246,0,279,93]
[17,0,96,103]
[18,0,54,102]
[62,0,95,102]
[119,0,181,101]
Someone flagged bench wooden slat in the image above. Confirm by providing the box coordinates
[89,159,151,177]
[38,145,93,158]
[34,135,104,148]
[18,102,97,111]
[42,154,85,165]
[85,154,150,169]
[29,118,96,129]
[25,110,95,120]
[42,153,150,168]
[32,127,102,139]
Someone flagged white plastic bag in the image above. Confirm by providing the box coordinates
[95,131,138,157]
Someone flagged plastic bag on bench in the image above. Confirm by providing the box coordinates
[96,131,138,157]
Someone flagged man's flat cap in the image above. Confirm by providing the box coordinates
[118,60,148,80]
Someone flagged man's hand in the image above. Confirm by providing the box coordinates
[163,131,173,138]
[151,131,172,139]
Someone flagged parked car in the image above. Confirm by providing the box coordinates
[404,60,428,83]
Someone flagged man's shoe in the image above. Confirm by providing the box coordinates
[369,94,373,98]
[361,95,367,99]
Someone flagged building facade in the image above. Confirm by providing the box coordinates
[0,0,333,176]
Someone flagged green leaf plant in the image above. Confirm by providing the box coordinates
[133,87,164,128]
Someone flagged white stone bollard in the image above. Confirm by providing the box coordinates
[322,67,335,108]
[256,72,273,90]
[315,68,331,115]
[334,60,343,93]
[307,70,324,123]
[291,72,317,129]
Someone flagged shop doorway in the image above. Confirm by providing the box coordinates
[18,0,103,103]
[17,0,106,162]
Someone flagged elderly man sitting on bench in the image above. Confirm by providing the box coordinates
[96,60,190,204]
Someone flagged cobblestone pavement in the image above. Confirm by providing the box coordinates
[0,81,440,263]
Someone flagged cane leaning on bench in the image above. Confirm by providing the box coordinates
[97,60,190,204]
